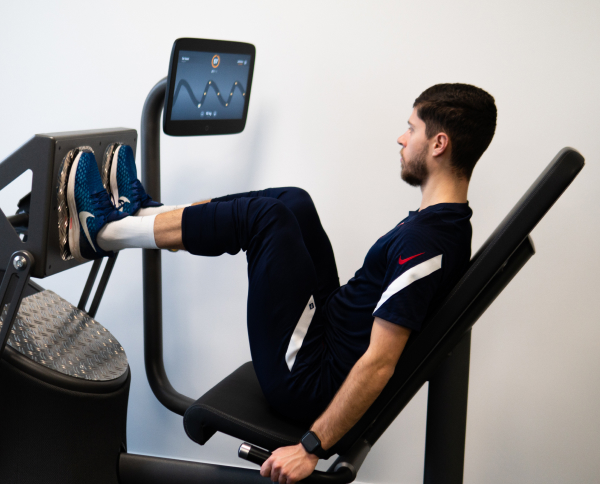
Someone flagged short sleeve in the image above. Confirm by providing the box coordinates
[372,227,444,331]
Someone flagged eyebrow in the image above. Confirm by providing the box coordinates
[407,121,414,127]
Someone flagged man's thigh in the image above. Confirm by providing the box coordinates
[183,196,328,416]
[243,199,324,396]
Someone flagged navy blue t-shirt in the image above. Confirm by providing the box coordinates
[323,203,472,381]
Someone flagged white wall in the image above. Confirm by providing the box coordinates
[1,1,599,482]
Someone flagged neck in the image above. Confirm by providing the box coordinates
[418,171,469,211]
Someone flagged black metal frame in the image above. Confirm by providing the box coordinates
[80,255,119,318]
[424,330,471,483]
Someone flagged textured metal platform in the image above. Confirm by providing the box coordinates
[0,289,127,381]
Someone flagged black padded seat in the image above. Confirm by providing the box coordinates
[184,148,585,458]
[184,362,305,450]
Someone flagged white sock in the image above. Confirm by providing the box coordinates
[136,204,191,216]
[97,215,158,251]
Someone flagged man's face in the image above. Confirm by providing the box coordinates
[397,108,430,187]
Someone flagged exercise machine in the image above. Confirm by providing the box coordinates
[0,38,584,483]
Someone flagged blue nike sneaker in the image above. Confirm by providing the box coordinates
[102,143,162,215]
[66,150,129,262]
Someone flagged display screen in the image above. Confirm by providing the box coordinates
[164,38,255,136]
[171,51,251,121]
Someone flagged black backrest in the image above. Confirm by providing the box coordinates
[331,147,584,454]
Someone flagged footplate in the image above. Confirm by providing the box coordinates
[0,289,128,381]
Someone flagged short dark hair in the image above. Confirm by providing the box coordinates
[413,83,497,180]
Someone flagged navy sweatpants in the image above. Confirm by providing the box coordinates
[181,187,342,422]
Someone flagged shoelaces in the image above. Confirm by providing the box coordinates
[91,189,120,222]
[113,179,153,211]
[126,179,154,208]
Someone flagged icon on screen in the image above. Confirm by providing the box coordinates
[211,55,220,68]
[200,111,205,117]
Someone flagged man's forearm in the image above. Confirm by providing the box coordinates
[310,318,411,450]
[261,320,409,483]
[311,352,395,449]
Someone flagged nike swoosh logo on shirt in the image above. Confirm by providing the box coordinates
[79,211,97,252]
[398,252,424,265]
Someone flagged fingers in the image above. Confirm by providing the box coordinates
[261,459,282,483]
[260,455,294,484]
[260,456,273,479]
[261,445,316,484]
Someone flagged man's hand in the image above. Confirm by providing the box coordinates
[260,443,319,484]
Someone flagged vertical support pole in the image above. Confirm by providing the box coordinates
[140,78,193,416]
[423,329,471,484]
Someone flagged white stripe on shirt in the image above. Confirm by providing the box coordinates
[373,254,443,314]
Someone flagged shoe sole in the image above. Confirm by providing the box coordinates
[102,143,122,208]
[66,151,87,263]
[57,146,93,261]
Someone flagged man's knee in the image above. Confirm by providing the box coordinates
[282,187,313,204]
[251,197,297,230]
[278,187,317,217]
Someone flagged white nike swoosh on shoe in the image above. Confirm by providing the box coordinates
[118,196,131,211]
[79,211,97,252]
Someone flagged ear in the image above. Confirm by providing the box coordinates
[431,132,449,158]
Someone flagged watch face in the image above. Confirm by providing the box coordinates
[302,431,320,453]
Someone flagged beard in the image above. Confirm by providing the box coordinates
[400,143,429,187]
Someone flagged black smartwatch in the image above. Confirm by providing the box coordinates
[300,430,327,458]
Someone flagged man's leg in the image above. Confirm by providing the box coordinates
[99,187,339,303]
[122,198,211,251]
[210,187,340,304]
[97,200,211,252]
[180,197,331,421]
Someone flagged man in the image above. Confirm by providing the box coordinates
[63,83,496,484]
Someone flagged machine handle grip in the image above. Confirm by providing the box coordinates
[238,442,356,483]
[238,442,272,466]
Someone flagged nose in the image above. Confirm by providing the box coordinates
[397,132,407,148]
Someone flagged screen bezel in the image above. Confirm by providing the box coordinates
[163,38,255,136]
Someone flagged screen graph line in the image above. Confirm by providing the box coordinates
[173,79,246,108]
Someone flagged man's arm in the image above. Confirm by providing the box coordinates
[261,317,411,484]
